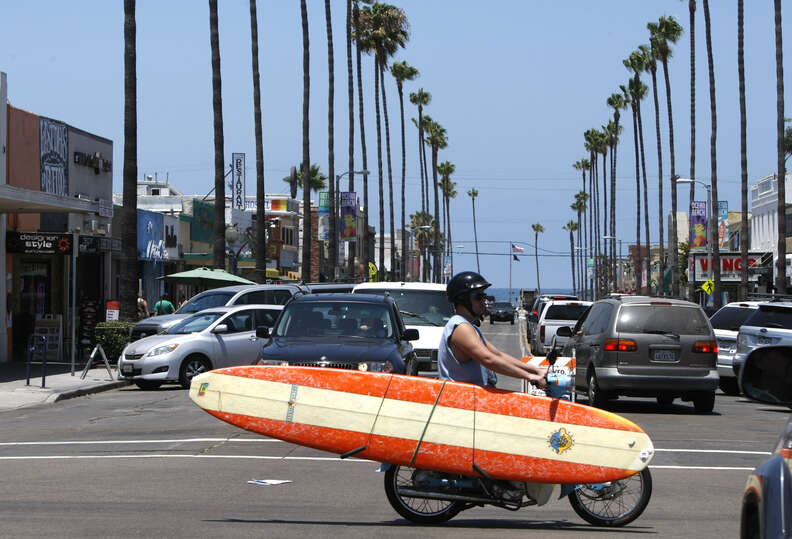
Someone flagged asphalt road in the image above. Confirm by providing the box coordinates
[0,321,788,538]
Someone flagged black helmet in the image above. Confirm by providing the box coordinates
[446,271,491,304]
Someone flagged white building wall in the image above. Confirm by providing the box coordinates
[750,173,792,257]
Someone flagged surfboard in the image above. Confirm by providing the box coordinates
[189,366,654,484]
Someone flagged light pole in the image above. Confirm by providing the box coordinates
[603,236,623,293]
[676,177,712,302]
[334,170,369,281]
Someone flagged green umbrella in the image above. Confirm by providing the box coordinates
[162,266,255,288]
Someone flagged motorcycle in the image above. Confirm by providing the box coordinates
[381,339,653,527]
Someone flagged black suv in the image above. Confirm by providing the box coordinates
[561,295,719,413]
[256,293,420,375]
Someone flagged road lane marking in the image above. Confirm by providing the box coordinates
[0,438,281,446]
[651,465,754,471]
[654,448,771,455]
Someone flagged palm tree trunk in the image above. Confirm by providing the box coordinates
[774,0,786,293]
[431,146,441,283]
[591,156,598,297]
[250,0,266,283]
[637,94,650,294]
[379,63,395,279]
[650,68,665,296]
[420,116,430,217]
[632,102,642,293]
[398,83,407,280]
[703,0,721,307]
[610,133,617,292]
[354,2,369,277]
[346,0,355,280]
[738,0,749,298]
[300,0,311,282]
[210,0,226,270]
[601,152,608,293]
[689,0,697,206]
[534,230,541,293]
[325,0,336,281]
[663,57,679,297]
[472,198,480,273]
[373,58,384,280]
[121,0,138,321]
[569,228,576,294]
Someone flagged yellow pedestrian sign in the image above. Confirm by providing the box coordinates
[702,279,714,295]
[368,262,378,281]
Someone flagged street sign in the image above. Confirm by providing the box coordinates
[702,279,714,296]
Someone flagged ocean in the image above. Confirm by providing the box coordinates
[488,287,574,304]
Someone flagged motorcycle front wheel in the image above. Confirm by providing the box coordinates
[384,465,465,524]
[568,467,652,527]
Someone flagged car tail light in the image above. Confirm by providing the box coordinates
[604,338,637,352]
[693,341,718,353]
[540,325,545,342]
[532,310,538,316]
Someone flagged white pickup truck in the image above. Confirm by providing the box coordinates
[531,299,591,355]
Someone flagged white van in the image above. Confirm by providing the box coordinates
[352,282,452,371]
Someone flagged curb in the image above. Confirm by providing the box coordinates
[50,380,132,403]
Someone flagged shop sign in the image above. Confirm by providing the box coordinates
[79,236,122,253]
[232,153,245,210]
[40,117,69,196]
[691,252,765,282]
[73,151,112,174]
[98,199,114,218]
[106,300,120,322]
[7,232,73,255]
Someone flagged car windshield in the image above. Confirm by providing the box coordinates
[492,302,513,310]
[167,312,224,334]
[616,305,711,335]
[176,292,234,314]
[274,302,394,339]
[744,306,792,330]
[710,306,757,331]
[358,289,452,326]
[545,304,589,320]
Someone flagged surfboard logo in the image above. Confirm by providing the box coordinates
[549,427,574,455]
[198,383,209,396]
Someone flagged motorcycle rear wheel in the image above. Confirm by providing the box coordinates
[568,467,652,527]
[384,466,465,524]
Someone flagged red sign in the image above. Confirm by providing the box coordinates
[690,253,764,282]
[106,300,120,321]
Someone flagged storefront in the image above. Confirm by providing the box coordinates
[689,251,771,305]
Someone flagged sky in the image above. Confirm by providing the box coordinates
[2,1,792,288]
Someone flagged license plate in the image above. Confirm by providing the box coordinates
[121,365,133,374]
[758,336,773,345]
[653,350,677,362]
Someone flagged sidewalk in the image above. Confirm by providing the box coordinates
[0,362,130,412]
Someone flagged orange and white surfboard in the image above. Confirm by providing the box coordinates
[190,366,654,484]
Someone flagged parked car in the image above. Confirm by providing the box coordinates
[527,294,579,345]
[352,282,451,371]
[118,304,283,390]
[733,302,792,381]
[489,302,516,324]
[129,283,307,341]
[561,296,719,413]
[708,301,761,395]
[738,345,792,538]
[531,299,592,355]
[256,293,419,375]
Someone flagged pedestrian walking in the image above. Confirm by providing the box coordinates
[153,294,175,316]
[137,294,149,320]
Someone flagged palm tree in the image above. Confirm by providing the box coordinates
[775,0,786,293]
[324,0,337,280]
[300,0,311,281]
[689,0,697,205]
[410,89,431,212]
[438,161,456,272]
[121,0,138,320]
[572,193,589,297]
[563,221,579,294]
[346,0,355,279]
[532,223,545,293]
[647,35,666,295]
[703,0,721,307]
[282,164,328,192]
[738,0,748,297]
[392,60,419,280]
[352,0,370,277]
[249,0,266,283]
[624,80,642,293]
[573,160,590,298]
[649,15,683,296]
[468,188,480,273]
[423,116,448,282]
[209,0,226,270]
[410,211,434,281]
[442,173,457,276]
[607,91,627,282]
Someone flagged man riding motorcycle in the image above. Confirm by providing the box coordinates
[438,270,547,389]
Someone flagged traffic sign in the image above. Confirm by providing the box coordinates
[702,279,714,295]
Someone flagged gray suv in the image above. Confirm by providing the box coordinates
[562,296,719,413]
[129,283,307,341]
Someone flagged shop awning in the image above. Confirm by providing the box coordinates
[0,184,100,213]
[161,266,255,287]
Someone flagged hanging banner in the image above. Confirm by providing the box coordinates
[232,153,245,210]
[689,201,708,251]
[318,191,329,241]
[339,192,357,241]
[717,201,729,250]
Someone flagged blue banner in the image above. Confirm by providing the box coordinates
[137,210,166,260]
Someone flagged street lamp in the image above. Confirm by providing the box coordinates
[676,177,713,298]
[334,170,369,280]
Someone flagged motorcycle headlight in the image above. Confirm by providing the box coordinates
[145,343,179,357]
[358,361,394,373]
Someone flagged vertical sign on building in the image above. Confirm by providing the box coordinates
[340,192,357,241]
[318,191,329,241]
[717,200,729,250]
[689,201,708,251]
[40,117,69,196]
[232,153,245,210]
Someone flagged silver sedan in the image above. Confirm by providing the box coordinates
[117,304,282,390]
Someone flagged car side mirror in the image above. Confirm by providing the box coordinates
[556,326,573,338]
[256,325,271,339]
[740,345,792,405]
[403,328,419,341]
[211,324,228,334]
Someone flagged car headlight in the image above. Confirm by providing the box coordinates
[358,361,394,373]
[145,343,179,357]
[258,359,290,366]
